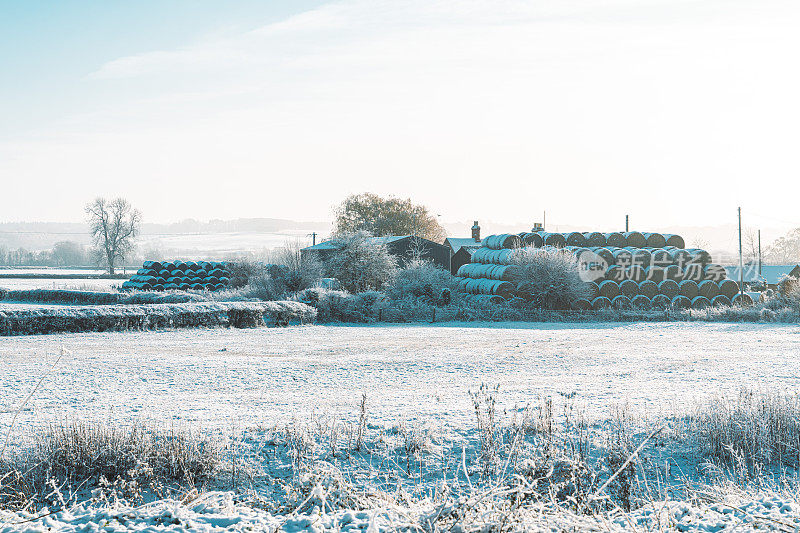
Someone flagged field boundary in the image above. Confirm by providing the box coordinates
[0,301,316,336]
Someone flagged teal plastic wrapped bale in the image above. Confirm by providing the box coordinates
[604,232,626,247]
[645,266,665,283]
[481,234,522,250]
[619,279,639,298]
[627,265,646,283]
[612,249,633,267]
[643,232,667,248]
[583,232,606,247]
[698,279,720,299]
[598,280,620,299]
[718,279,739,299]
[521,232,544,247]
[711,294,731,307]
[631,249,651,268]
[152,284,165,292]
[679,280,699,299]
[703,264,726,282]
[664,234,686,249]
[651,294,671,309]
[190,283,204,291]
[691,296,711,309]
[638,280,658,298]
[566,232,587,247]
[650,249,673,268]
[179,283,190,291]
[164,283,179,290]
[671,295,691,309]
[733,293,754,306]
[541,232,566,248]
[664,265,682,282]
[143,261,162,271]
[658,279,680,299]
[623,231,646,248]
[591,296,611,310]
[605,265,625,282]
[631,295,652,309]
[571,298,592,310]
[214,283,225,291]
[612,295,632,310]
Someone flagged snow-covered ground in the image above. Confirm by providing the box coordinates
[0,278,122,291]
[2,322,799,436]
[2,322,800,531]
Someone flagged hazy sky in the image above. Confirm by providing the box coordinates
[2,0,799,232]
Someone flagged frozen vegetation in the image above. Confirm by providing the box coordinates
[1,323,799,530]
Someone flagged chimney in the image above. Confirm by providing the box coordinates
[471,221,481,242]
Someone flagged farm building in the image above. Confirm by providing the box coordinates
[724,264,800,289]
[301,235,450,269]
[444,221,482,275]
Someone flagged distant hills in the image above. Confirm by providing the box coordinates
[0,218,330,251]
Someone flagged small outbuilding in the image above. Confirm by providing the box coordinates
[724,264,800,290]
[443,221,483,275]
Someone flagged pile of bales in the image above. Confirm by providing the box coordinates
[122,261,231,292]
[456,231,753,310]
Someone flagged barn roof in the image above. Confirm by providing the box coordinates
[444,237,481,254]
[724,264,800,285]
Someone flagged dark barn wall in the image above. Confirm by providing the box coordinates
[387,237,450,270]
[450,248,474,275]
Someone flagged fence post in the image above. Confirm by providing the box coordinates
[378,308,382,321]
[431,307,436,323]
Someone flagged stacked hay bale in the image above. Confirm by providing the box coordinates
[122,260,231,292]
[456,231,747,310]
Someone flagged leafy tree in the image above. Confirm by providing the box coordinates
[327,231,398,293]
[334,193,446,242]
[85,197,141,274]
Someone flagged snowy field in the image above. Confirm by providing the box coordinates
[2,322,800,531]
[2,322,799,436]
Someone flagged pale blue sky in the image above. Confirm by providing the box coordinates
[2,0,800,233]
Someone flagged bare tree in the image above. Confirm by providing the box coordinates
[743,228,759,265]
[85,197,141,274]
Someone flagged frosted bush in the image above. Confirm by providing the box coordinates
[326,232,397,293]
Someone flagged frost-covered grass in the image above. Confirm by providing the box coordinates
[0,420,221,511]
[2,389,800,531]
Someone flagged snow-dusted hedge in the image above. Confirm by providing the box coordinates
[0,288,209,305]
[0,301,316,336]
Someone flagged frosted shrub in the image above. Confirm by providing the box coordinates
[388,259,456,303]
[509,247,590,309]
[272,241,324,292]
[294,288,385,322]
[326,231,397,293]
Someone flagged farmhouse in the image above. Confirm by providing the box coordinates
[724,264,800,290]
[301,235,450,269]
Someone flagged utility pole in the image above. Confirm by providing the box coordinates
[758,229,762,277]
[625,215,629,232]
[543,211,546,231]
[738,207,744,298]
[309,232,317,246]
